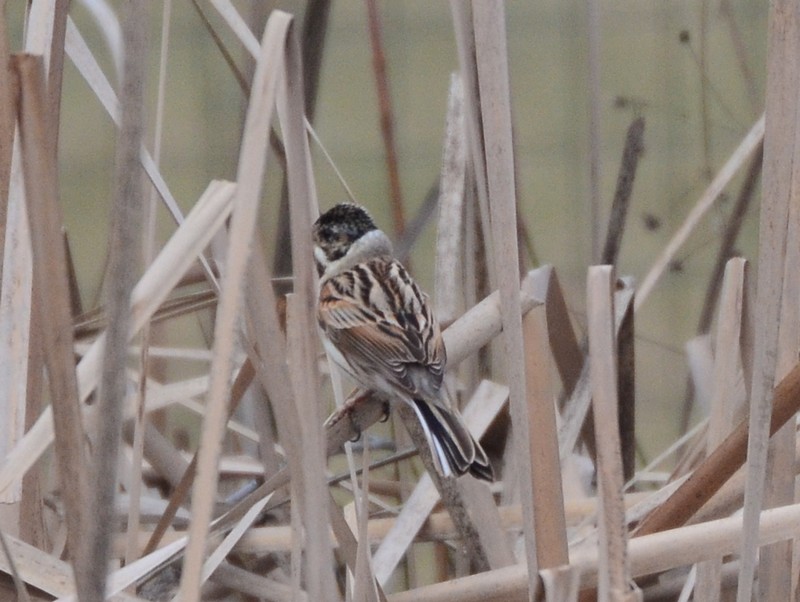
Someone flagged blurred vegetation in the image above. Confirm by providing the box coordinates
[6,1,768,462]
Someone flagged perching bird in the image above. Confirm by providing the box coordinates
[312,203,493,481]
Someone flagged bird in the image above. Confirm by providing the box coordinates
[312,202,493,481]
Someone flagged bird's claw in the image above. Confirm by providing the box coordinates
[378,400,391,423]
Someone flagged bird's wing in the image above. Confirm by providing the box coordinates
[318,259,445,397]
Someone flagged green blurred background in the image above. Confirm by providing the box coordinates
[6,1,768,463]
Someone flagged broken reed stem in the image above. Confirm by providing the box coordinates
[523,305,568,568]
[601,117,645,265]
[587,266,631,601]
[635,359,800,537]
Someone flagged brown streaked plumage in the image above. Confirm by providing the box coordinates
[313,203,493,481]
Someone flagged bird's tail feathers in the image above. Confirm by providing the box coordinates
[410,399,494,482]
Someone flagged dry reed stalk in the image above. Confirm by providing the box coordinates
[211,562,302,602]
[0,0,66,523]
[85,4,147,600]
[279,13,337,593]
[523,304,568,569]
[0,180,235,497]
[202,6,338,590]
[224,491,651,555]
[203,21,311,555]
[0,529,31,602]
[558,285,634,462]
[271,0,331,283]
[449,1,494,284]
[472,2,535,596]
[587,266,635,601]
[119,491,650,556]
[634,358,800,538]
[455,475,515,568]
[389,502,800,602]
[393,404,491,573]
[737,3,800,599]
[694,258,748,600]
[371,381,509,584]
[177,12,295,599]
[366,0,406,239]
[416,70,469,588]
[126,0,173,566]
[352,452,382,602]
[0,4,13,264]
[300,0,331,121]
[0,136,30,507]
[434,73,467,324]
[156,277,540,595]
[0,532,82,598]
[211,0,260,57]
[198,494,273,585]
[634,113,764,311]
[329,494,386,602]
[762,68,800,601]
[0,219,19,548]
[141,360,254,556]
[529,266,582,398]
[696,147,762,337]
[616,288,636,481]
[15,52,92,595]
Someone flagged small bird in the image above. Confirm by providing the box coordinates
[313,203,493,481]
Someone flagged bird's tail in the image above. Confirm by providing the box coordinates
[410,399,494,481]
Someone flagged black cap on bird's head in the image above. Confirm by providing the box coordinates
[313,203,378,265]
